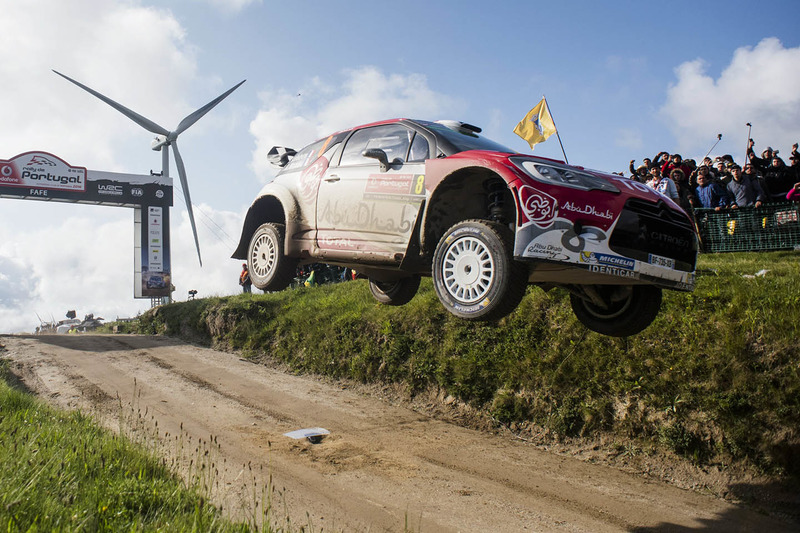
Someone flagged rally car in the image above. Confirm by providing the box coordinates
[233,119,697,336]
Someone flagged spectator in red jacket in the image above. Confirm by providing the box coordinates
[787,182,800,201]
[661,153,692,182]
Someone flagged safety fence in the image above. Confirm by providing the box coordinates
[693,202,800,253]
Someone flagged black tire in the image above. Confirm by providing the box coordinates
[368,276,421,306]
[432,220,528,321]
[570,285,662,337]
[247,223,297,292]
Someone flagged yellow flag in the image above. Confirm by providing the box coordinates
[514,98,556,149]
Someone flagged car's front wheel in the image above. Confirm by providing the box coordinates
[569,285,662,337]
[432,220,528,321]
[247,223,297,292]
[368,276,421,306]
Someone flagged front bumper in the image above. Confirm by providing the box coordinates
[514,198,698,291]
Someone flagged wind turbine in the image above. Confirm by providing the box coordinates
[53,70,245,266]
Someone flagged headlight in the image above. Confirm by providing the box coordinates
[511,158,619,193]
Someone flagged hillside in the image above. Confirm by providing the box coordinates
[123,251,800,486]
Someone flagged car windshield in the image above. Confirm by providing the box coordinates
[423,121,515,155]
[283,138,329,172]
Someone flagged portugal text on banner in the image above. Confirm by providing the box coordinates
[514,98,556,149]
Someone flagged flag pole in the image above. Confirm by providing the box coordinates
[543,95,569,164]
[745,122,752,166]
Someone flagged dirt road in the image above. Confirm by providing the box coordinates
[1,334,793,532]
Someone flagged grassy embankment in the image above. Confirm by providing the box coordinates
[0,356,275,532]
[122,252,798,480]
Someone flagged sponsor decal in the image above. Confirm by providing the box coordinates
[776,210,798,225]
[561,226,607,253]
[319,200,416,234]
[299,157,328,203]
[0,165,14,182]
[525,242,570,261]
[147,207,164,271]
[29,189,48,197]
[364,174,426,201]
[0,152,86,192]
[98,184,124,196]
[366,174,412,194]
[23,170,82,185]
[518,185,557,225]
[648,229,690,249]
[613,177,655,195]
[155,190,164,199]
[516,220,607,259]
[318,236,355,249]
[579,251,634,270]
[453,298,491,314]
[28,155,56,166]
[561,201,614,220]
[588,264,638,279]
[131,188,144,197]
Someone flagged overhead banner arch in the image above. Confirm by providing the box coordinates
[0,151,174,299]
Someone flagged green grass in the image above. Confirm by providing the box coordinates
[0,357,256,532]
[121,251,800,479]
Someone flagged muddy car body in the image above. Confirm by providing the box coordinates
[233,119,697,336]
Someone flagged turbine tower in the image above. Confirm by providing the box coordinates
[53,70,245,266]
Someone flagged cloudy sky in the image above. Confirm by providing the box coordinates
[1,0,798,333]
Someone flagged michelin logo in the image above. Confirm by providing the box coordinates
[579,252,635,270]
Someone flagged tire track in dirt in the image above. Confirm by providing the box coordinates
[2,334,796,532]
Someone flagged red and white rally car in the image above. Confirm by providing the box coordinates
[233,119,697,336]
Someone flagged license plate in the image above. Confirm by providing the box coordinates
[649,253,675,269]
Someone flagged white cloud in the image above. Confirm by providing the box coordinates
[0,199,245,334]
[169,203,246,301]
[0,202,138,333]
[0,0,225,334]
[0,0,202,174]
[660,38,800,160]
[484,108,507,142]
[248,67,460,181]
[615,127,644,151]
[205,0,262,13]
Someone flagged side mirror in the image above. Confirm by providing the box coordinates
[267,146,297,168]
[363,148,390,172]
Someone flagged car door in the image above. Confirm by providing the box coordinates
[272,137,334,247]
[315,123,428,260]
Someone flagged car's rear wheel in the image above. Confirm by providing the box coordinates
[248,223,297,292]
[569,285,662,337]
[432,220,528,321]
[368,276,421,306]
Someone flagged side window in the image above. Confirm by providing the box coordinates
[321,142,341,162]
[408,133,430,162]
[339,124,414,167]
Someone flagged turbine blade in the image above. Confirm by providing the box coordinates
[171,140,203,266]
[53,70,170,137]
[172,80,246,138]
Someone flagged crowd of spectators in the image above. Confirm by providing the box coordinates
[293,263,355,287]
[627,139,800,214]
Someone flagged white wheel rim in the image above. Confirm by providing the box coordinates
[251,232,277,278]
[442,236,494,303]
